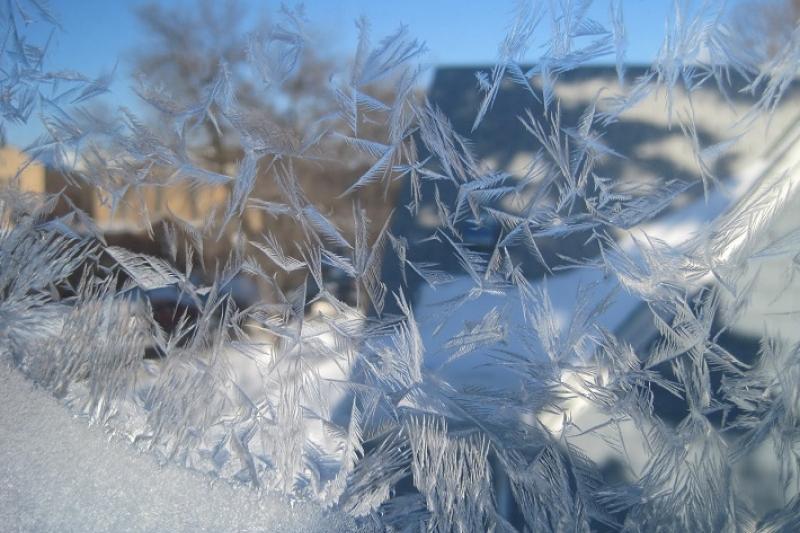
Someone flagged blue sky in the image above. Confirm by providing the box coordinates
[6,1,689,147]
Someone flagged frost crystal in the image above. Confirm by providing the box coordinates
[3,1,800,531]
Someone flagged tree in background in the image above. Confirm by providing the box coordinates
[731,0,800,65]
[126,1,410,305]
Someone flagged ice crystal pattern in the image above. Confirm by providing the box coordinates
[2,1,800,531]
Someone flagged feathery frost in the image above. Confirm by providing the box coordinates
[2,1,800,531]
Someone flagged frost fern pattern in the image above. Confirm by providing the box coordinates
[2,1,800,531]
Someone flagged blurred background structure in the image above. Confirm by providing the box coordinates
[4,0,800,316]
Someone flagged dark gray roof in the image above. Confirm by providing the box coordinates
[381,65,800,311]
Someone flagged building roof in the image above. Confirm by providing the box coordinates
[382,65,800,311]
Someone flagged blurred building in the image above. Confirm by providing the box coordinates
[0,145,241,230]
[4,65,800,316]
[385,65,800,308]
[0,147,45,193]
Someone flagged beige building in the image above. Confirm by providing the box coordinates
[0,146,262,234]
[0,146,45,194]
